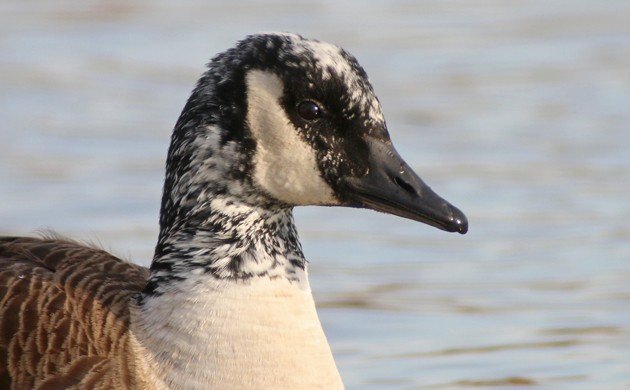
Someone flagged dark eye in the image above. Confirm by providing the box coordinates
[297,100,321,121]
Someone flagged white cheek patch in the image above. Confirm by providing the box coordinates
[245,70,338,206]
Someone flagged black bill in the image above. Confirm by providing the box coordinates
[341,137,468,234]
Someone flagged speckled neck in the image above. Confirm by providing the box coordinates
[143,192,307,298]
[143,119,307,298]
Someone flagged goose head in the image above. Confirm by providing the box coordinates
[161,33,467,239]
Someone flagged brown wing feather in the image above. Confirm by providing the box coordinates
[0,236,150,389]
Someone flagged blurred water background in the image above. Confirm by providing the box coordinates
[1,0,629,388]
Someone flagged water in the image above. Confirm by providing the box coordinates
[1,0,629,388]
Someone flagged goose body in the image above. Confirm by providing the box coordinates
[0,33,467,389]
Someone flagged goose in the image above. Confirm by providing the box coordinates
[0,32,467,389]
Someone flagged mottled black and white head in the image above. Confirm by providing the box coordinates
[158,33,467,249]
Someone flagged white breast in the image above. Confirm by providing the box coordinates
[131,273,344,389]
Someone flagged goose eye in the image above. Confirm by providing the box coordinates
[297,101,321,120]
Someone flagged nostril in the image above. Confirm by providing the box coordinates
[393,176,417,195]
